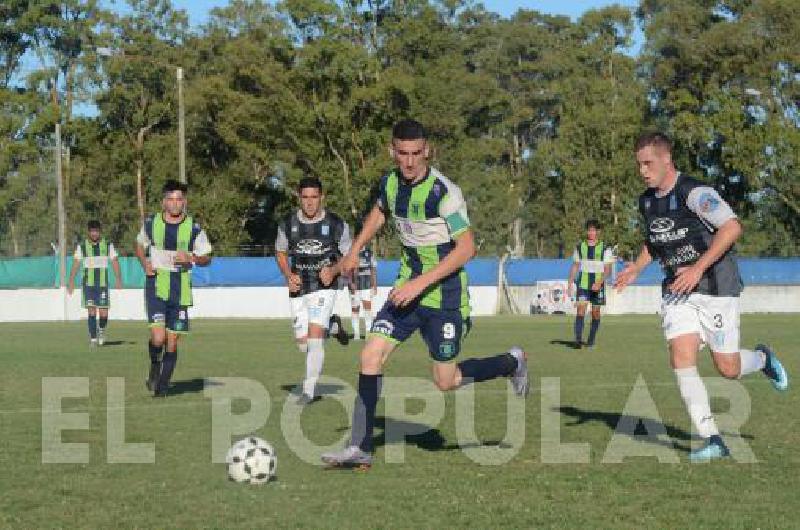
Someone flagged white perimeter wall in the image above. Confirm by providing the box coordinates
[0,286,498,322]
[0,285,797,322]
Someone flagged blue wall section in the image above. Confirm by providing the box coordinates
[1,256,799,288]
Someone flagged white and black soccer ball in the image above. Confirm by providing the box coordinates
[226,436,277,485]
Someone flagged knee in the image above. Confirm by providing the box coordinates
[359,350,383,374]
[717,361,740,379]
[434,378,457,392]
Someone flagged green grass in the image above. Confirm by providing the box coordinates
[1,314,798,528]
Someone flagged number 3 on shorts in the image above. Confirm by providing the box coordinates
[713,313,723,328]
[442,322,456,340]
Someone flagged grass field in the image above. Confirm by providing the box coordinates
[1,314,798,528]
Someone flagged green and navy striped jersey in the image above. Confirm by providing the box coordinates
[572,240,614,289]
[376,167,471,316]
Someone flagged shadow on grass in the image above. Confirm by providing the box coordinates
[100,340,136,346]
[280,382,346,396]
[371,416,511,452]
[550,339,582,350]
[556,405,754,453]
[168,378,221,396]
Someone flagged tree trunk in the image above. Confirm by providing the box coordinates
[9,217,19,256]
[326,133,357,218]
[135,127,147,224]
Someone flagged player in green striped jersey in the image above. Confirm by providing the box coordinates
[320,119,529,468]
[67,220,122,346]
[567,220,614,348]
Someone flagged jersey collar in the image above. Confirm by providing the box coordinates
[296,208,326,224]
[396,166,431,187]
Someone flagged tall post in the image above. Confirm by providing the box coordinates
[177,67,186,184]
[55,123,67,320]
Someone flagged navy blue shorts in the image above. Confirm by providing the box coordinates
[145,278,189,333]
[370,301,468,362]
[82,284,109,308]
[576,286,606,306]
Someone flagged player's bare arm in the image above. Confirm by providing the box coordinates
[669,218,742,294]
[614,245,652,292]
[111,256,123,288]
[390,228,475,307]
[67,256,80,294]
[135,244,154,276]
[567,261,579,297]
[276,250,301,293]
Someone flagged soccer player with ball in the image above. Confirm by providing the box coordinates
[320,119,529,468]
[615,132,789,461]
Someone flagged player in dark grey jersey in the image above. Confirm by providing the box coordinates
[276,177,351,405]
[615,132,789,461]
[348,244,377,340]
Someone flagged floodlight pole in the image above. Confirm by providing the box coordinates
[177,67,186,184]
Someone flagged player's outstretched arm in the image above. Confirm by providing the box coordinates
[389,229,475,307]
[614,245,651,293]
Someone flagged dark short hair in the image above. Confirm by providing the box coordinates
[586,219,602,230]
[163,179,188,195]
[298,176,323,193]
[635,132,672,153]
[392,119,427,141]
[87,220,101,230]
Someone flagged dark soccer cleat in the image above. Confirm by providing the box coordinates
[321,445,372,469]
[146,364,160,392]
[331,315,349,346]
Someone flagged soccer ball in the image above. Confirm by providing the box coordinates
[226,436,277,485]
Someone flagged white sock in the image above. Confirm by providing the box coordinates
[738,348,766,377]
[303,338,325,397]
[674,366,719,438]
[351,313,360,340]
[364,313,373,336]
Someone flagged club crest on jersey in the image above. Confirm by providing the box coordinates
[321,224,329,236]
[411,203,421,216]
[698,192,720,213]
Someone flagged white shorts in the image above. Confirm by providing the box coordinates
[660,293,740,353]
[290,289,337,339]
[350,289,373,306]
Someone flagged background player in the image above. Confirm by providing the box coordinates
[275,176,351,405]
[349,244,377,340]
[567,219,614,348]
[67,220,122,346]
